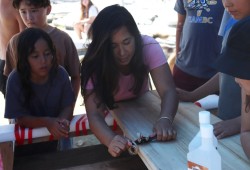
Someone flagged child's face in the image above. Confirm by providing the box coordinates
[223,0,250,20]
[235,78,250,95]
[18,1,51,29]
[28,38,53,83]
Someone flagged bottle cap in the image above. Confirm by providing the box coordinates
[200,124,213,138]
[199,111,210,124]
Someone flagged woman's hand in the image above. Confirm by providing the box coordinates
[46,118,70,139]
[108,135,132,157]
[152,118,177,141]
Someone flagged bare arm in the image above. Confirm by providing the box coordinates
[80,16,96,24]
[240,90,250,159]
[16,105,73,139]
[175,13,185,56]
[84,92,115,146]
[150,63,178,140]
[17,115,54,128]
[58,104,74,120]
[71,75,81,100]
[177,73,220,102]
[84,91,130,157]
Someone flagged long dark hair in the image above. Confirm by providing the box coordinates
[81,4,147,109]
[80,0,94,19]
[16,28,58,107]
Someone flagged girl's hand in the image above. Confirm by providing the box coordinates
[57,118,70,131]
[213,119,240,139]
[108,135,132,157]
[152,118,177,141]
[46,118,70,139]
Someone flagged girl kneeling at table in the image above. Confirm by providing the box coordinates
[4,28,75,153]
[81,4,178,157]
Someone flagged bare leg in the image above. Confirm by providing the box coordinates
[74,23,84,39]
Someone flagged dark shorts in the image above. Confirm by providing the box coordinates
[0,59,7,96]
[173,65,209,91]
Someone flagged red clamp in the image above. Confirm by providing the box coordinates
[75,115,88,136]
[14,124,32,145]
[104,110,118,131]
[194,102,202,107]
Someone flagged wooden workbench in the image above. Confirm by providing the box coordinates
[111,91,250,170]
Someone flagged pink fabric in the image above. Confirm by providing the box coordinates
[86,35,167,101]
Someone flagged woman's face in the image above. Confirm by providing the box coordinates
[235,78,250,95]
[223,0,250,20]
[82,0,89,7]
[28,38,53,83]
[111,26,135,68]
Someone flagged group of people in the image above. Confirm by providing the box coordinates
[174,0,250,159]
[0,0,250,160]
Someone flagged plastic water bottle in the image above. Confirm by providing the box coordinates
[188,111,218,151]
[187,124,221,170]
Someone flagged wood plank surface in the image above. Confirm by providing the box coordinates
[60,156,146,170]
[14,144,147,170]
[0,141,14,170]
[111,91,250,170]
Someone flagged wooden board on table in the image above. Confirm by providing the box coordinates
[111,91,250,170]
[0,141,14,170]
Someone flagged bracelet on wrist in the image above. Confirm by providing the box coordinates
[157,116,173,124]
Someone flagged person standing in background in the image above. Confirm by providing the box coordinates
[177,10,241,139]
[4,0,80,99]
[74,0,98,40]
[215,15,250,159]
[0,0,25,96]
[173,0,224,91]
